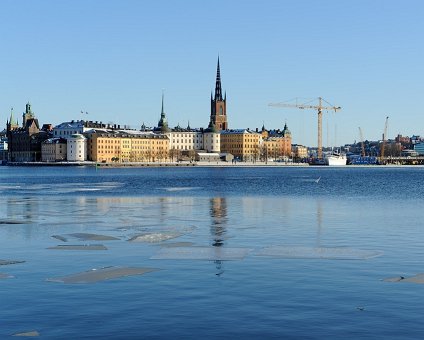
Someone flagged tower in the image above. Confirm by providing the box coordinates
[210,57,228,131]
[22,102,34,127]
[157,92,170,133]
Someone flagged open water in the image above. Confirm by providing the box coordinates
[0,166,423,339]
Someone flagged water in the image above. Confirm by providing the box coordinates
[1,166,424,338]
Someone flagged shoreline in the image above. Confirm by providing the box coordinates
[3,161,424,168]
[2,161,310,168]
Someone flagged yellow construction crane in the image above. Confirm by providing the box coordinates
[380,116,389,162]
[268,97,341,159]
[358,127,365,157]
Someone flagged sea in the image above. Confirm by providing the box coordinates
[0,165,423,339]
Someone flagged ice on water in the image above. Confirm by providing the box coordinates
[47,266,159,284]
[0,259,25,266]
[47,244,108,250]
[65,233,120,241]
[255,245,384,260]
[384,273,424,284]
[128,231,184,243]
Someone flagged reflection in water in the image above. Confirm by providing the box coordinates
[316,200,323,247]
[210,197,228,275]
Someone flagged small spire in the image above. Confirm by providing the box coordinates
[187,121,191,130]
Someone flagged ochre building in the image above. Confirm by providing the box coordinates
[220,129,262,161]
[85,130,169,163]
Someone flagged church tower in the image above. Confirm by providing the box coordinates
[210,57,228,131]
[157,92,170,133]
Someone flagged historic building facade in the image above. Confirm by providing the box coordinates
[85,130,169,163]
[67,134,87,161]
[220,129,262,161]
[41,138,67,162]
[261,123,292,160]
[7,103,51,162]
[154,93,220,154]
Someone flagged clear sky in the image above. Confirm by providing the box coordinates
[1,0,423,147]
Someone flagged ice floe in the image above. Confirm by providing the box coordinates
[0,259,25,266]
[46,266,159,284]
[51,235,68,242]
[47,244,108,250]
[255,246,383,260]
[161,187,201,192]
[151,246,251,260]
[383,273,424,284]
[11,330,40,337]
[66,233,120,241]
[128,232,184,243]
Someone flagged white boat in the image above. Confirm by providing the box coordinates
[325,152,347,166]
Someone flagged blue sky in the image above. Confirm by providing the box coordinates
[1,0,423,146]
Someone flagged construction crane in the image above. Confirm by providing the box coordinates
[358,127,365,157]
[380,116,389,162]
[269,97,341,159]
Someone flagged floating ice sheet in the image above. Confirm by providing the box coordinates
[161,187,201,192]
[384,273,424,284]
[51,235,68,242]
[11,330,39,337]
[66,233,120,241]
[0,259,25,266]
[151,246,251,260]
[47,244,108,250]
[255,246,383,260]
[47,266,159,284]
[128,232,184,243]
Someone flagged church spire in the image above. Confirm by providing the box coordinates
[214,57,222,101]
[157,90,170,132]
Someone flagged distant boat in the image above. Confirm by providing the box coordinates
[325,151,347,166]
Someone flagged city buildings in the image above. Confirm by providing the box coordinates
[3,59,301,164]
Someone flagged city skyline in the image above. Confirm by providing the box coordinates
[1,0,423,147]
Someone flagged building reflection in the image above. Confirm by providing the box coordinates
[210,197,228,275]
[316,200,323,247]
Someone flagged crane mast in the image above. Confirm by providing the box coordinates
[358,127,365,157]
[269,97,341,159]
[380,116,389,162]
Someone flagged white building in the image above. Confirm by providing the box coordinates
[53,120,114,139]
[67,134,87,161]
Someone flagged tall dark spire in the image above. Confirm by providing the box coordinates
[157,90,169,132]
[214,57,223,101]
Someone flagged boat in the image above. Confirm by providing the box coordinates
[325,152,347,166]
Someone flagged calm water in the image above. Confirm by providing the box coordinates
[1,166,424,339]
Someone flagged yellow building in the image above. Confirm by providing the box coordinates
[262,123,292,160]
[85,130,169,163]
[220,129,262,161]
[293,145,308,159]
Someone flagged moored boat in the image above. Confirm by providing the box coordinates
[325,152,347,166]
